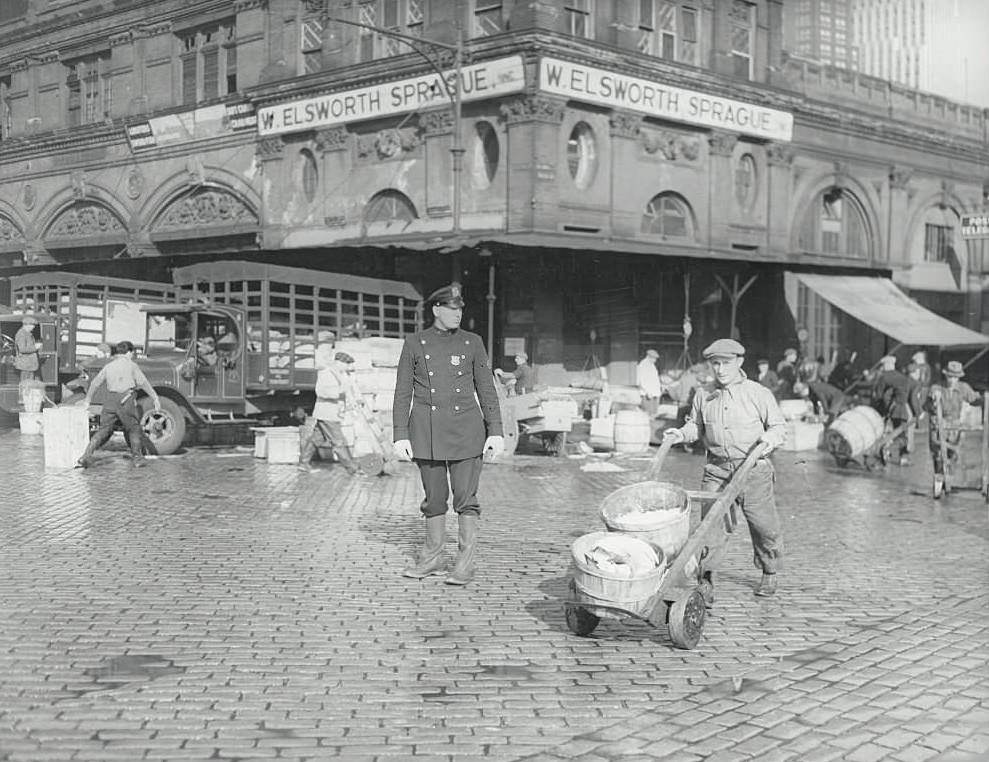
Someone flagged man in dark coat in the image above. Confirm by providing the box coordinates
[393,282,504,585]
[872,355,920,465]
[795,379,850,426]
[775,347,798,400]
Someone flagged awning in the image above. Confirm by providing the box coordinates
[791,273,989,348]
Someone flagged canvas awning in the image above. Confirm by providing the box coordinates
[791,273,989,348]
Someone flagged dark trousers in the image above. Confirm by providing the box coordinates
[929,422,962,477]
[87,391,144,458]
[701,459,782,574]
[301,419,357,470]
[415,456,483,518]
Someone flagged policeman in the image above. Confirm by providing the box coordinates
[393,282,504,585]
[664,338,787,600]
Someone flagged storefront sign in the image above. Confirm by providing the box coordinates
[126,102,257,151]
[257,55,526,136]
[539,57,793,142]
[961,214,989,239]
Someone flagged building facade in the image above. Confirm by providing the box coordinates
[1,0,987,386]
[782,0,857,70]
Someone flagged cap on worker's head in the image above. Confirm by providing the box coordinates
[427,281,465,309]
[879,355,896,369]
[334,351,355,364]
[702,338,745,359]
[943,360,965,378]
[514,351,528,362]
[783,347,797,358]
[645,349,659,359]
[794,382,809,397]
[21,315,37,325]
[757,358,769,366]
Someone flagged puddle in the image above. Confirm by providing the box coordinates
[477,664,536,681]
[68,653,187,695]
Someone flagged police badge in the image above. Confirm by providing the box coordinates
[450,355,461,366]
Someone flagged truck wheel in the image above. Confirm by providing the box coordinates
[139,397,187,455]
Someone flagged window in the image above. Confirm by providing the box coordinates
[566,0,593,39]
[364,189,417,224]
[301,15,324,74]
[300,149,318,202]
[796,284,840,363]
[797,187,870,259]
[924,223,952,263]
[638,1,699,66]
[178,20,237,105]
[642,193,691,238]
[473,0,503,37]
[1,74,10,141]
[356,0,424,61]
[64,51,111,127]
[729,0,754,80]
[471,121,499,189]
[566,122,597,190]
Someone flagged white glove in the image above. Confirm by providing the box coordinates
[483,435,505,459]
[663,428,685,444]
[394,439,413,461]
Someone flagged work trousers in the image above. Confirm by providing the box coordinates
[415,456,483,518]
[701,459,782,574]
[19,369,36,383]
[302,419,357,470]
[87,390,144,458]
[929,422,963,477]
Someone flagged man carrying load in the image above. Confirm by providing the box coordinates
[663,338,787,601]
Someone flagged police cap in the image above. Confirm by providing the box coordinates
[426,281,465,308]
[702,338,746,359]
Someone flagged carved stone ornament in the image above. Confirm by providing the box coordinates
[234,0,269,11]
[419,110,454,136]
[186,157,205,186]
[22,183,36,211]
[256,136,285,160]
[640,129,697,161]
[357,128,421,161]
[70,171,89,199]
[766,143,795,166]
[0,215,25,243]
[707,131,738,156]
[833,161,848,188]
[315,126,349,153]
[48,203,125,239]
[499,96,566,125]
[609,111,642,138]
[939,180,955,209]
[889,166,913,189]
[156,189,258,232]
[730,0,754,23]
[110,31,133,47]
[126,168,144,199]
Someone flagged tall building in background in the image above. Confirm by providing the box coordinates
[782,0,858,69]
[853,0,989,108]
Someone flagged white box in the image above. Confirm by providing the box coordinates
[266,428,301,464]
[780,421,824,451]
[43,406,91,468]
[589,415,615,451]
[19,411,43,435]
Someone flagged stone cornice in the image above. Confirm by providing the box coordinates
[499,95,566,124]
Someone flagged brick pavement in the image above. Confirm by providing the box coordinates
[0,429,986,762]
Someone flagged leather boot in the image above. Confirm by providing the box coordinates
[298,435,318,472]
[755,572,778,597]
[445,513,479,586]
[75,439,99,469]
[402,515,447,578]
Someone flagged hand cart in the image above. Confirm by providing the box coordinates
[930,391,989,502]
[825,405,912,471]
[565,440,772,649]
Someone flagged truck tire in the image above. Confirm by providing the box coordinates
[139,397,187,455]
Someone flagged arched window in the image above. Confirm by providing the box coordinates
[734,153,756,209]
[471,121,499,189]
[642,192,692,238]
[299,149,318,203]
[567,122,597,190]
[797,186,870,258]
[364,189,417,225]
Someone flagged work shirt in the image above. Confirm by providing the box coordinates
[392,325,503,461]
[312,364,347,422]
[636,358,662,398]
[873,370,919,420]
[88,355,156,398]
[14,326,40,372]
[680,372,786,463]
[928,381,980,423]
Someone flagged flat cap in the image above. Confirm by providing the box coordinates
[21,315,37,325]
[427,281,465,308]
[879,355,896,367]
[645,349,659,359]
[757,358,770,365]
[703,338,745,358]
[334,351,355,364]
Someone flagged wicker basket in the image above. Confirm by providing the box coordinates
[600,481,690,560]
[571,531,667,616]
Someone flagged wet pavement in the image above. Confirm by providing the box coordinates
[0,427,987,762]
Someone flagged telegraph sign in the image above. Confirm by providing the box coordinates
[961,214,989,239]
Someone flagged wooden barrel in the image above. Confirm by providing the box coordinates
[826,405,885,459]
[613,410,652,453]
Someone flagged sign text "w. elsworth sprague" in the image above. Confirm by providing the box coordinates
[539,57,793,142]
[258,56,525,136]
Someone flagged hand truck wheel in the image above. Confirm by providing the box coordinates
[667,589,706,650]
[565,580,600,637]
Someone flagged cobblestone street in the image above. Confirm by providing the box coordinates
[1,429,987,762]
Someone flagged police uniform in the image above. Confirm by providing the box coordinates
[393,283,502,584]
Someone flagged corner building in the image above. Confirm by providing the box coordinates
[1,0,987,386]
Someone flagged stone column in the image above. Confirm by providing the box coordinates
[420,109,456,222]
[765,142,795,258]
[499,94,566,232]
[609,110,644,238]
[315,126,352,229]
[886,166,913,268]
[256,135,285,246]
[707,130,738,244]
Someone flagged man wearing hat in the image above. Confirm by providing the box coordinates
[926,360,981,498]
[298,342,362,475]
[775,347,799,400]
[756,358,778,392]
[14,315,42,382]
[664,338,787,599]
[636,349,663,417]
[872,355,920,466]
[393,282,504,586]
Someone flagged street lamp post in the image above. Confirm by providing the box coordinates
[317,8,465,237]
